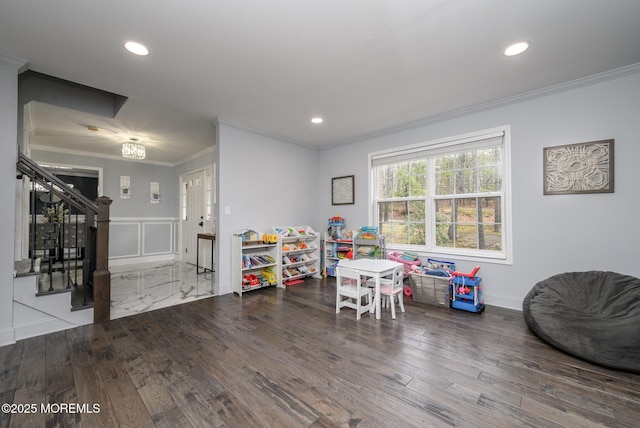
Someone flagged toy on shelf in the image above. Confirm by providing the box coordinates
[262,233,278,244]
[235,228,260,245]
[328,215,347,240]
[450,266,484,313]
[356,226,379,240]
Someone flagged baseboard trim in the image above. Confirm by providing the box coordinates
[109,254,177,267]
[0,327,16,347]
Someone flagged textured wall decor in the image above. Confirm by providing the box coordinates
[332,175,354,205]
[543,139,614,195]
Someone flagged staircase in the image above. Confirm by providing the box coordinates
[13,259,93,340]
[15,152,112,339]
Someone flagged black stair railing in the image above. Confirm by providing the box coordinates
[17,152,112,322]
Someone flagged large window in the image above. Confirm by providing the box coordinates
[370,127,511,261]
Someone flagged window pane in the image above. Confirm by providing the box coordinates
[455,151,475,169]
[477,147,502,167]
[409,160,427,197]
[456,198,477,223]
[435,171,454,195]
[436,223,454,247]
[392,165,409,197]
[455,169,476,194]
[407,200,425,221]
[376,165,395,198]
[479,224,502,251]
[378,201,408,244]
[408,200,425,245]
[408,223,426,245]
[456,224,478,249]
[378,200,426,245]
[435,154,456,172]
[479,167,501,192]
[478,196,501,223]
[435,199,453,222]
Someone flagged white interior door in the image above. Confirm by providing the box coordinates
[182,170,206,266]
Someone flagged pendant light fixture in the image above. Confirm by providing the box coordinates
[122,137,146,160]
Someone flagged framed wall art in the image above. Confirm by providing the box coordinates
[543,139,614,195]
[332,175,354,205]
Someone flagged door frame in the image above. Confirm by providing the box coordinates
[179,166,214,266]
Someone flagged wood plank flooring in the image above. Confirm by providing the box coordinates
[2,277,639,427]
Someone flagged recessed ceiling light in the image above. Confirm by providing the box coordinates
[124,41,149,56]
[311,117,324,124]
[504,41,529,57]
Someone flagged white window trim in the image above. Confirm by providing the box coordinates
[368,125,513,265]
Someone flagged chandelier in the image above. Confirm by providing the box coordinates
[122,139,145,160]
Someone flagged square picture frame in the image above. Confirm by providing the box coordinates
[332,175,354,205]
[543,139,614,195]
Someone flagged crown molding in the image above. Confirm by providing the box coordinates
[213,117,318,151]
[0,55,28,71]
[325,62,640,150]
[30,144,175,167]
[174,145,216,166]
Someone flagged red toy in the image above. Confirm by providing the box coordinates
[450,266,480,280]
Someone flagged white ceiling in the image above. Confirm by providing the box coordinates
[2,0,640,164]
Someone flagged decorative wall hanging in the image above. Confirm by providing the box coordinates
[150,181,160,204]
[120,175,131,199]
[543,139,614,195]
[332,175,354,205]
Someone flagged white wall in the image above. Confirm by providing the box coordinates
[216,121,320,295]
[318,66,640,310]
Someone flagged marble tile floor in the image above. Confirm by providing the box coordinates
[110,261,216,320]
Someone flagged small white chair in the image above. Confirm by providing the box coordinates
[336,266,373,320]
[367,265,405,319]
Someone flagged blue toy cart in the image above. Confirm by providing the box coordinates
[450,266,485,313]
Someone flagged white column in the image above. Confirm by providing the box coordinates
[0,55,27,346]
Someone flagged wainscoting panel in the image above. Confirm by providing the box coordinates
[110,218,178,263]
[110,222,140,258]
[143,222,173,255]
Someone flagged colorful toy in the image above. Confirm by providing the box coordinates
[450,266,484,313]
[328,215,347,240]
[262,233,278,244]
[261,269,277,285]
[387,251,422,275]
[242,274,260,289]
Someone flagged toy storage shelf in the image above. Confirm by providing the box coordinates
[274,225,321,286]
[353,237,384,260]
[324,231,354,277]
[231,235,280,296]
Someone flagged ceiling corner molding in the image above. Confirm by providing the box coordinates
[175,145,216,167]
[214,117,319,151]
[0,55,28,71]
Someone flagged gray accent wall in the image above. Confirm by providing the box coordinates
[31,150,181,263]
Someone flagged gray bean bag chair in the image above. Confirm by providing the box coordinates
[523,271,640,373]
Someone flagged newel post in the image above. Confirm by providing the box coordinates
[93,196,113,323]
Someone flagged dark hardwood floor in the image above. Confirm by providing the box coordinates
[2,277,639,427]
